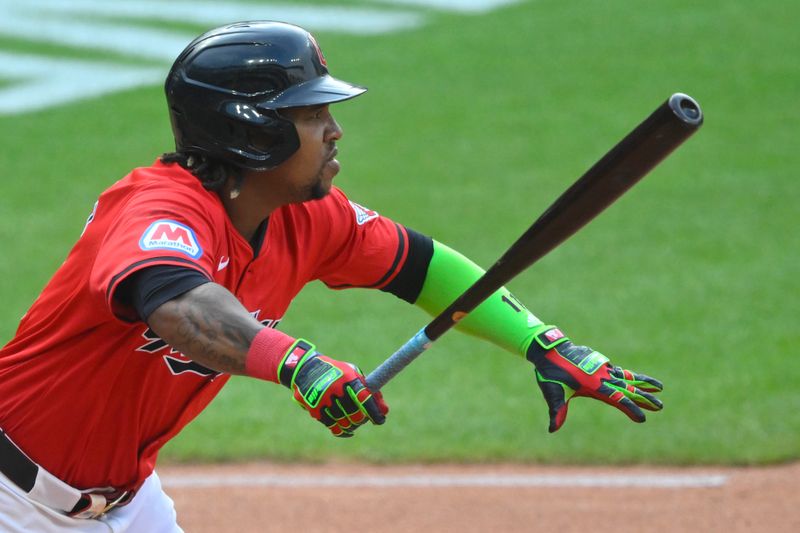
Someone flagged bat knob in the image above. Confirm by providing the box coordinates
[669,93,703,126]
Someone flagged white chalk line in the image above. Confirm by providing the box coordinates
[160,473,728,489]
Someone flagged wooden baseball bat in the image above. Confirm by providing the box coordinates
[365,93,703,392]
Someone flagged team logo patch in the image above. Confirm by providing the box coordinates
[349,201,379,225]
[139,219,203,259]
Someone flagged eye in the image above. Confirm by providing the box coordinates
[310,106,327,120]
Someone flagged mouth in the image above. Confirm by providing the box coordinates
[324,146,341,177]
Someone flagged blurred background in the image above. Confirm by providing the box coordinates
[0,0,797,466]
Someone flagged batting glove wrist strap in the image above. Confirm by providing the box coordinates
[525,325,571,357]
[277,339,317,388]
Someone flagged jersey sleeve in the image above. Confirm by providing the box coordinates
[313,188,410,291]
[119,265,212,322]
[89,188,219,321]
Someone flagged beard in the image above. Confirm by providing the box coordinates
[308,178,329,200]
[305,159,336,201]
[289,171,330,204]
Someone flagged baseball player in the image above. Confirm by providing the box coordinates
[0,21,663,531]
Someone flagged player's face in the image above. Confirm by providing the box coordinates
[276,104,343,202]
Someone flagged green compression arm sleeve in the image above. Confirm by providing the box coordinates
[415,240,546,357]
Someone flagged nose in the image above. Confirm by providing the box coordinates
[326,115,343,142]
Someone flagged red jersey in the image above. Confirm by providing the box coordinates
[0,161,409,491]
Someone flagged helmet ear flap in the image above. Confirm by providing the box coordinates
[240,109,301,168]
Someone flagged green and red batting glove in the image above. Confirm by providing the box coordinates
[278,340,388,438]
[525,326,663,433]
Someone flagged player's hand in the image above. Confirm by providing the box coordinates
[278,340,388,437]
[525,326,663,433]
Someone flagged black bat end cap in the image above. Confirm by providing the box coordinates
[669,93,703,126]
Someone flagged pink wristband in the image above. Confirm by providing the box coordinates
[245,328,296,383]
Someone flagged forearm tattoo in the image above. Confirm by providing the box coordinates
[149,285,260,375]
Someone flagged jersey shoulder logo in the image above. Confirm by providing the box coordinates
[139,219,203,259]
[348,201,379,225]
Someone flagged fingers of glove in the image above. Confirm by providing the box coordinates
[296,393,358,434]
[327,422,355,438]
[607,379,663,411]
[308,405,355,438]
[350,379,388,425]
[324,385,385,432]
[594,383,646,423]
[326,396,365,429]
[608,366,663,393]
[361,395,388,425]
[323,404,367,438]
[535,370,572,433]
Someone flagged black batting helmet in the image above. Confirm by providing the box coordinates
[165,21,366,170]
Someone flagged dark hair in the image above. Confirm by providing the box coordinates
[160,151,240,192]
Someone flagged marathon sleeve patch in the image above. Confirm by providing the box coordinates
[139,220,203,259]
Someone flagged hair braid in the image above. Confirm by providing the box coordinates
[160,151,240,192]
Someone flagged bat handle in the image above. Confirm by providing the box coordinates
[365,327,432,392]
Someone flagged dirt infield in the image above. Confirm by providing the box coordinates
[159,461,799,532]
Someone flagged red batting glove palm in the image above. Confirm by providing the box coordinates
[278,340,388,438]
[525,327,663,433]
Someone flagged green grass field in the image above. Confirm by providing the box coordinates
[0,0,797,466]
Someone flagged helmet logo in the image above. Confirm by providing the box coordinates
[308,34,327,67]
